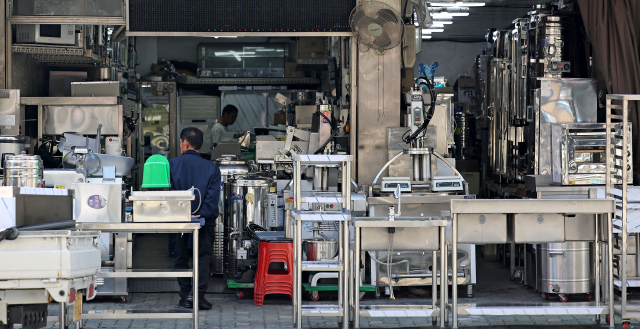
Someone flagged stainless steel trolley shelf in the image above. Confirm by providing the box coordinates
[352,217,448,328]
[76,223,201,329]
[449,199,615,329]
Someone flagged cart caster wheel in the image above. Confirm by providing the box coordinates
[624,322,631,329]
[236,290,244,299]
[585,293,591,302]
[606,314,610,324]
[309,292,320,302]
[559,294,568,303]
[120,296,127,303]
[543,293,549,300]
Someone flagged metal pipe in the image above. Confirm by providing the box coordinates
[422,154,431,182]
[431,250,437,325]
[595,213,600,323]
[452,213,458,328]
[390,272,465,280]
[193,227,199,329]
[355,226,361,327]
[322,167,328,191]
[413,155,421,181]
[439,227,446,327]
[313,167,323,190]
[372,151,404,186]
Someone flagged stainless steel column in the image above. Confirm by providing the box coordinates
[294,160,302,329]
[354,225,361,328]
[595,213,600,322]
[452,213,458,328]
[193,227,199,329]
[413,155,422,181]
[421,154,431,182]
[608,211,615,328]
[432,250,437,324]
[439,227,446,326]
[59,302,65,329]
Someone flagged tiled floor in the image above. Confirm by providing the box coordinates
[41,257,639,328]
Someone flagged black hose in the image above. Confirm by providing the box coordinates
[313,110,339,154]
[0,227,19,243]
[403,75,437,144]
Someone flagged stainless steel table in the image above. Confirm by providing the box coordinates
[76,223,201,329]
[352,217,448,328]
[449,199,616,329]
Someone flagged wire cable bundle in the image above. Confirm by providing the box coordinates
[402,72,438,144]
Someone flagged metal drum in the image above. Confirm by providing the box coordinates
[0,136,31,170]
[530,14,576,79]
[536,242,592,297]
[212,156,251,275]
[3,154,43,187]
[224,176,274,279]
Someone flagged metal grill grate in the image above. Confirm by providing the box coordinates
[129,0,355,32]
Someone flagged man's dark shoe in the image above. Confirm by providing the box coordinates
[178,298,193,309]
[186,294,212,310]
[200,295,212,308]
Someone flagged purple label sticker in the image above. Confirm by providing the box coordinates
[87,195,107,209]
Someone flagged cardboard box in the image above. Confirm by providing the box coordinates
[297,37,326,59]
[285,62,305,78]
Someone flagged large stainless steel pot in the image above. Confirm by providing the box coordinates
[0,136,30,169]
[211,156,251,275]
[536,242,592,295]
[224,176,274,278]
[303,239,339,261]
[3,154,43,187]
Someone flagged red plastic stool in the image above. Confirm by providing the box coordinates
[254,240,293,305]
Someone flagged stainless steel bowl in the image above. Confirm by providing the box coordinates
[302,239,339,261]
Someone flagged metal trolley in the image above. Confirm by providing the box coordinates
[449,199,615,329]
[292,154,352,329]
[606,94,640,328]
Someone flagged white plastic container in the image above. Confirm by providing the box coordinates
[104,137,122,156]
[0,230,101,280]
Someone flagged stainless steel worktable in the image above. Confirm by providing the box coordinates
[448,199,616,329]
[76,223,201,329]
[352,217,448,328]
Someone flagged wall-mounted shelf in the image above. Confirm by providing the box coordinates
[180,77,320,85]
[12,45,105,67]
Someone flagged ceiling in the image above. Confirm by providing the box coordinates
[428,0,549,41]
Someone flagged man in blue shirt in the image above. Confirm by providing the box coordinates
[170,127,221,310]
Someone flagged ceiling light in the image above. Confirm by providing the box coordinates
[422,28,445,33]
[430,22,446,27]
[422,35,433,39]
[433,12,470,17]
[430,1,485,6]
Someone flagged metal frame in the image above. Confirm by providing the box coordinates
[76,223,200,328]
[292,154,351,329]
[606,94,640,327]
[23,96,123,146]
[126,31,352,37]
[352,218,447,328]
[449,199,615,329]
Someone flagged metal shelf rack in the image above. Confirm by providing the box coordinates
[606,94,640,328]
[292,155,352,329]
[76,223,201,328]
[12,44,105,67]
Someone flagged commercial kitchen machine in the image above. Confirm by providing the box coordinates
[449,199,616,329]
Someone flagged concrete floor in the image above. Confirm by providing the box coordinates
[41,255,639,328]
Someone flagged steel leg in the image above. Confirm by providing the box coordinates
[443,243,449,324]
[452,214,458,328]
[193,228,199,329]
[431,250,437,324]
[608,213,615,328]
[343,219,349,329]
[354,226,361,328]
[595,214,600,322]
[439,227,446,327]
[296,218,302,329]
[510,241,516,279]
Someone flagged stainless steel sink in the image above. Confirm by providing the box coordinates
[353,217,447,251]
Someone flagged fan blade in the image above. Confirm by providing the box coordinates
[373,32,392,48]
[376,8,399,24]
